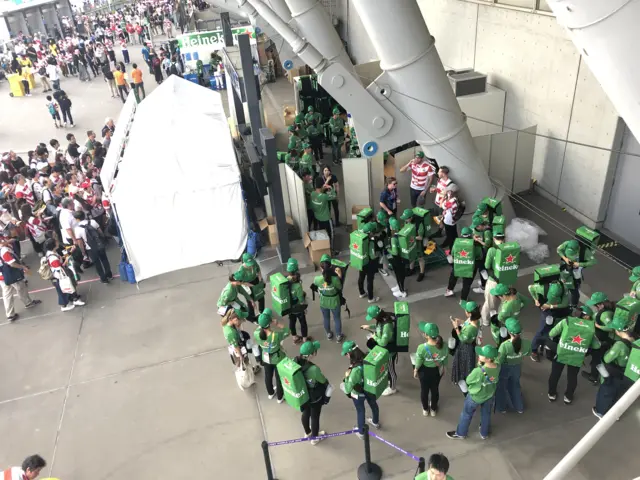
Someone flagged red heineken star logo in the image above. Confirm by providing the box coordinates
[273,287,277,292]
[409,238,415,244]
[283,377,290,386]
[576,321,585,326]
[505,254,515,263]
[571,335,585,345]
[432,354,438,359]
[459,250,469,258]
[380,365,385,373]
[352,243,359,250]
[489,377,495,382]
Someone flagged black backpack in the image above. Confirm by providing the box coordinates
[38,65,46,76]
[82,223,105,251]
[453,200,466,223]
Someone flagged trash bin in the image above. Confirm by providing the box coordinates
[7,74,24,97]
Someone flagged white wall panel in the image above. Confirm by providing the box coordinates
[458,85,506,137]
[342,156,370,212]
[489,131,517,192]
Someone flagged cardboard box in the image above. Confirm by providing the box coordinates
[351,205,371,231]
[304,230,331,266]
[259,216,294,245]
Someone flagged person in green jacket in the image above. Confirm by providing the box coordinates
[222,308,261,372]
[286,258,308,344]
[628,266,640,299]
[481,227,506,326]
[414,322,448,417]
[302,171,315,232]
[306,118,324,163]
[547,313,601,404]
[495,318,531,414]
[388,217,408,298]
[415,453,454,480]
[357,222,383,304]
[254,309,289,403]
[529,280,571,362]
[296,340,330,444]
[401,208,426,282]
[305,105,322,128]
[557,238,597,307]
[445,227,483,300]
[237,252,265,314]
[294,114,308,140]
[285,146,300,173]
[362,305,399,396]
[489,283,524,345]
[328,107,345,165]
[299,143,314,177]
[217,271,252,318]
[311,254,344,342]
[582,292,616,384]
[593,316,637,417]
[341,340,380,438]
[310,176,337,253]
[447,344,501,440]
[450,300,481,386]
[288,126,303,152]
[471,216,493,295]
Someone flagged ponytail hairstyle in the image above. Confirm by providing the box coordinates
[322,263,333,283]
[348,347,366,366]
[259,327,268,341]
[512,334,522,354]
[469,307,481,322]
[434,335,444,349]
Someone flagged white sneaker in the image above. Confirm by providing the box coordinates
[61,304,75,312]
[381,387,397,396]
[70,124,75,127]
[379,269,389,277]
[367,417,381,429]
[391,285,399,292]
[396,290,408,298]
[422,409,429,417]
[368,296,380,303]
[267,393,275,400]
[310,430,325,446]
[73,299,86,306]
[359,293,367,299]
[277,398,284,404]
[444,289,454,297]
[473,287,485,294]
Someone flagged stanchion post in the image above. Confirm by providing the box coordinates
[357,425,382,480]
[418,457,426,473]
[261,440,275,480]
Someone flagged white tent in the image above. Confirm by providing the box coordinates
[100,93,137,193]
[111,76,247,281]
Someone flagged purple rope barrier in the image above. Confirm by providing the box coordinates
[368,431,421,462]
[268,428,359,447]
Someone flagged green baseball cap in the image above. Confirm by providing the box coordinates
[362,222,377,234]
[579,305,593,317]
[490,283,509,296]
[242,253,256,265]
[418,322,439,337]
[300,340,321,356]
[366,305,381,321]
[307,105,314,112]
[566,239,579,250]
[461,227,473,237]
[341,340,357,356]
[286,258,299,273]
[586,292,608,306]
[302,143,311,149]
[287,125,296,132]
[234,308,248,319]
[547,283,563,300]
[475,344,498,359]
[476,202,488,213]
[376,210,389,223]
[630,266,640,282]
[320,254,331,263]
[493,226,505,238]
[332,107,341,115]
[505,317,521,334]
[609,316,631,332]
[263,307,272,317]
[232,270,246,282]
[295,114,304,123]
[389,217,401,231]
[257,313,272,328]
[400,208,414,220]
[416,151,425,158]
[471,217,484,228]
[461,300,478,312]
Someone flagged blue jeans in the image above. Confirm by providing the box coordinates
[455,394,493,438]
[352,392,379,434]
[495,364,524,413]
[321,306,342,336]
[595,376,631,415]
[531,310,553,353]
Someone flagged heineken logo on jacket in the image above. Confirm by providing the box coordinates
[550,317,600,367]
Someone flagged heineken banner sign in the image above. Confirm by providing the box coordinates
[177,27,257,50]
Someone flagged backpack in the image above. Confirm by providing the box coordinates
[47,102,56,115]
[453,199,466,223]
[169,62,179,76]
[82,222,105,251]
[39,65,46,76]
[38,255,53,280]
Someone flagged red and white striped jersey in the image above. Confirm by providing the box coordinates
[26,216,46,239]
[409,160,435,191]
[15,183,35,206]
[442,198,459,226]
[434,177,452,207]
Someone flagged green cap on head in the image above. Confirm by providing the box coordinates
[609,316,631,332]
[234,308,248,319]
[233,270,246,282]
[302,143,311,149]
[376,210,389,223]
[475,344,498,359]
[418,322,439,337]
[630,266,640,282]
[461,300,478,313]
[461,227,473,237]
[389,217,401,231]
[341,340,357,356]
[295,114,304,123]
[332,107,341,115]
[400,209,414,221]
[471,217,484,228]
[476,202,488,213]
[242,253,256,265]
[366,305,382,321]
[493,226,505,238]
[567,239,579,250]
[416,151,425,158]
[547,283,564,300]
[300,340,321,356]
[490,283,509,296]
[307,105,314,112]
[586,292,608,306]
[257,313,272,328]
[286,258,299,273]
[579,305,593,317]
[362,222,377,234]
[505,317,521,334]
[263,307,272,317]
[288,125,296,132]
[320,254,331,263]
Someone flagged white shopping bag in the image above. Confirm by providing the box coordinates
[235,364,255,390]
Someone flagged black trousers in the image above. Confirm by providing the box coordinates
[548,360,579,400]
[263,362,283,400]
[441,223,458,250]
[118,84,128,103]
[289,312,308,338]
[307,208,315,232]
[358,258,379,300]
[301,401,323,437]
[447,269,473,300]
[390,256,406,292]
[21,79,30,94]
[310,135,323,162]
[331,200,340,226]
[418,365,442,410]
[61,107,73,125]
[88,247,112,281]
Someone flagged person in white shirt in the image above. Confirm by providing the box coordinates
[46,61,61,90]
[2,454,46,480]
[58,197,78,246]
[73,211,112,283]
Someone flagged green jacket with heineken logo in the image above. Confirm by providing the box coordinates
[304,182,313,205]
[485,246,498,281]
[303,362,328,402]
[305,112,323,126]
[289,135,303,151]
[223,324,241,347]
[310,190,337,222]
[498,338,532,365]
[239,264,260,283]
[344,364,364,395]
[313,275,342,310]
[373,321,394,347]
[217,282,249,309]
[527,283,569,308]
[415,342,449,369]
[253,327,290,365]
[549,317,601,367]
[390,234,401,258]
[557,240,597,268]
[491,298,523,343]
[466,364,501,404]
[300,153,314,172]
[603,340,630,369]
